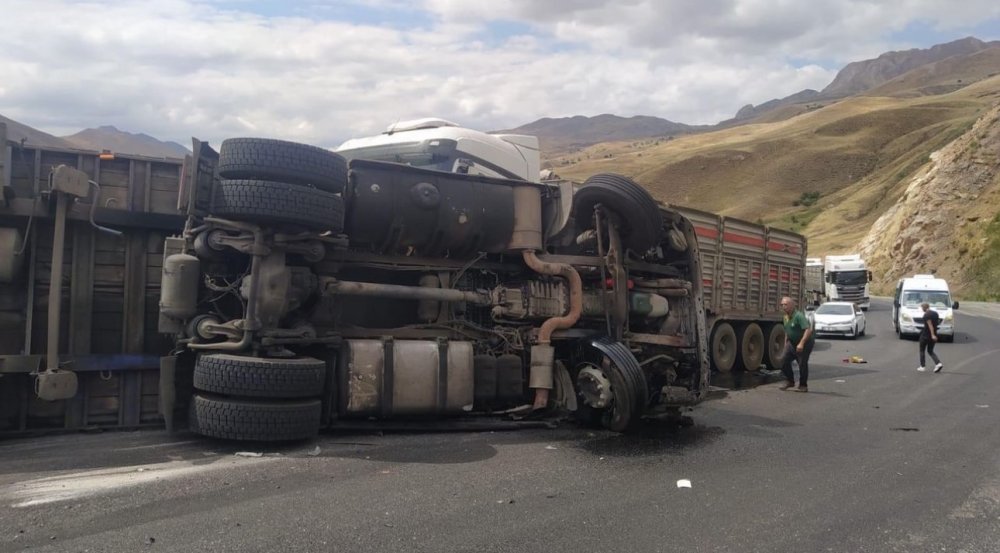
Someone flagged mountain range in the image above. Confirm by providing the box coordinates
[0,116,188,159]
[505,37,1000,156]
[545,36,1000,299]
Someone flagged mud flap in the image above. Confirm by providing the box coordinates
[159,356,177,432]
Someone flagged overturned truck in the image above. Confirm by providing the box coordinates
[0,121,805,440]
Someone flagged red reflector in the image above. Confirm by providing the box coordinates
[604,279,635,289]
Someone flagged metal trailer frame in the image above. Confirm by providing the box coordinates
[0,132,186,436]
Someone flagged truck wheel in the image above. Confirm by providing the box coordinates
[218,137,348,193]
[212,179,344,232]
[710,322,737,372]
[189,393,321,441]
[737,323,765,372]
[193,354,326,398]
[763,323,786,369]
[573,173,663,252]
[577,338,648,432]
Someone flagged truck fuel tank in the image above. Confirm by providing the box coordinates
[338,339,475,417]
[345,159,523,257]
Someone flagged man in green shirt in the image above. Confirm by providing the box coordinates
[779,296,815,392]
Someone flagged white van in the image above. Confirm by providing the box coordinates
[892,275,959,341]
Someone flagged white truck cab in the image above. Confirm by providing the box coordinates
[336,118,541,182]
[823,254,871,310]
[892,274,959,341]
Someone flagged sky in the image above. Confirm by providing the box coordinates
[1,0,999,149]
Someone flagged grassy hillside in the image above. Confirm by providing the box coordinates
[550,75,1000,266]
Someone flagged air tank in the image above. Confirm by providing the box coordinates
[159,253,200,320]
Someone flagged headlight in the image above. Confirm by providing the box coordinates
[944,314,953,322]
[902,313,912,322]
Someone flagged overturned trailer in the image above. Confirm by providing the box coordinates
[0,122,186,435]
[0,120,805,440]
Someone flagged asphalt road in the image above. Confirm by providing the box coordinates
[2,299,999,553]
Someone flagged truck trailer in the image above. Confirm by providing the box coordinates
[0,120,806,440]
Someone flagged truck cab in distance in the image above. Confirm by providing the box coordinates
[892,275,959,341]
[823,254,871,310]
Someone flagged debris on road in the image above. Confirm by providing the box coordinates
[677,479,692,488]
[234,451,263,458]
[842,356,867,363]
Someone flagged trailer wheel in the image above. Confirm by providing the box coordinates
[710,322,737,372]
[218,137,348,193]
[737,323,765,372]
[573,173,663,252]
[763,323,786,369]
[212,179,344,232]
[193,354,326,398]
[189,394,321,441]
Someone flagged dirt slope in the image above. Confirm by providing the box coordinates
[858,101,1000,298]
[551,75,1000,299]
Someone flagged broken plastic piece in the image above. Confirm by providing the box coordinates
[234,451,263,458]
[676,479,692,488]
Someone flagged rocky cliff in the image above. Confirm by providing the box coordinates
[858,101,1000,297]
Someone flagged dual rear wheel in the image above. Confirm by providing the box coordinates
[189,353,327,441]
[711,321,785,372]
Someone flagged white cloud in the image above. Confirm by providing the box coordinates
[0,0,997,148]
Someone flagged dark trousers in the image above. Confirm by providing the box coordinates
[781,340,814,387]
[919,337,941,367]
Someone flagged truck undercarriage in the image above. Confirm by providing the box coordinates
[159,138,710,440]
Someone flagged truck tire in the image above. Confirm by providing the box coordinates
[710,322,737,372]
[737,323,765,372]
[763,323,786,369]
[212,179,344,232]
[575,338,647,432]
[218,137,348,193]
[189,394,321,441]
[573,173,663,252]
[193,354,326,398]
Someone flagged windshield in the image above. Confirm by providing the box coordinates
[831,270,868,285]
[902,291,951,308]
[338,143,457,172]
[816,304,854,315]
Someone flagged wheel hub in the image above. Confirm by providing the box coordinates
[576,365,614,409]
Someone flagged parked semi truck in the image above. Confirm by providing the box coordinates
[822,254,871,310]
[0,119,805,440]
[805,257,824,306]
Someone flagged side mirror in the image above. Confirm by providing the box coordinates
[867,270,873,281]
[952,301,959,310]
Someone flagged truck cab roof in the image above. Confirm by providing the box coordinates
[336,119,541,182]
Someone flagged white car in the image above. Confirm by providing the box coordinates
[812,302,867,339]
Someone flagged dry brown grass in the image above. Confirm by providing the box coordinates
[550,74,1000,259]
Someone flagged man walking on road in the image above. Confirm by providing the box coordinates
[780,296,815,392]
[917,302,944,373]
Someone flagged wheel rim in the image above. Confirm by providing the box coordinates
[740,323,765,372]
[712,323,737,372]
[765,324,786,369]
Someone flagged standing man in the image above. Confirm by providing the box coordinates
[779,296,815,392]
[917,302,944,373]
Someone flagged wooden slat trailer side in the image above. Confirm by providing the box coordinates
[0,124,186,435]
[674,205,806,373]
